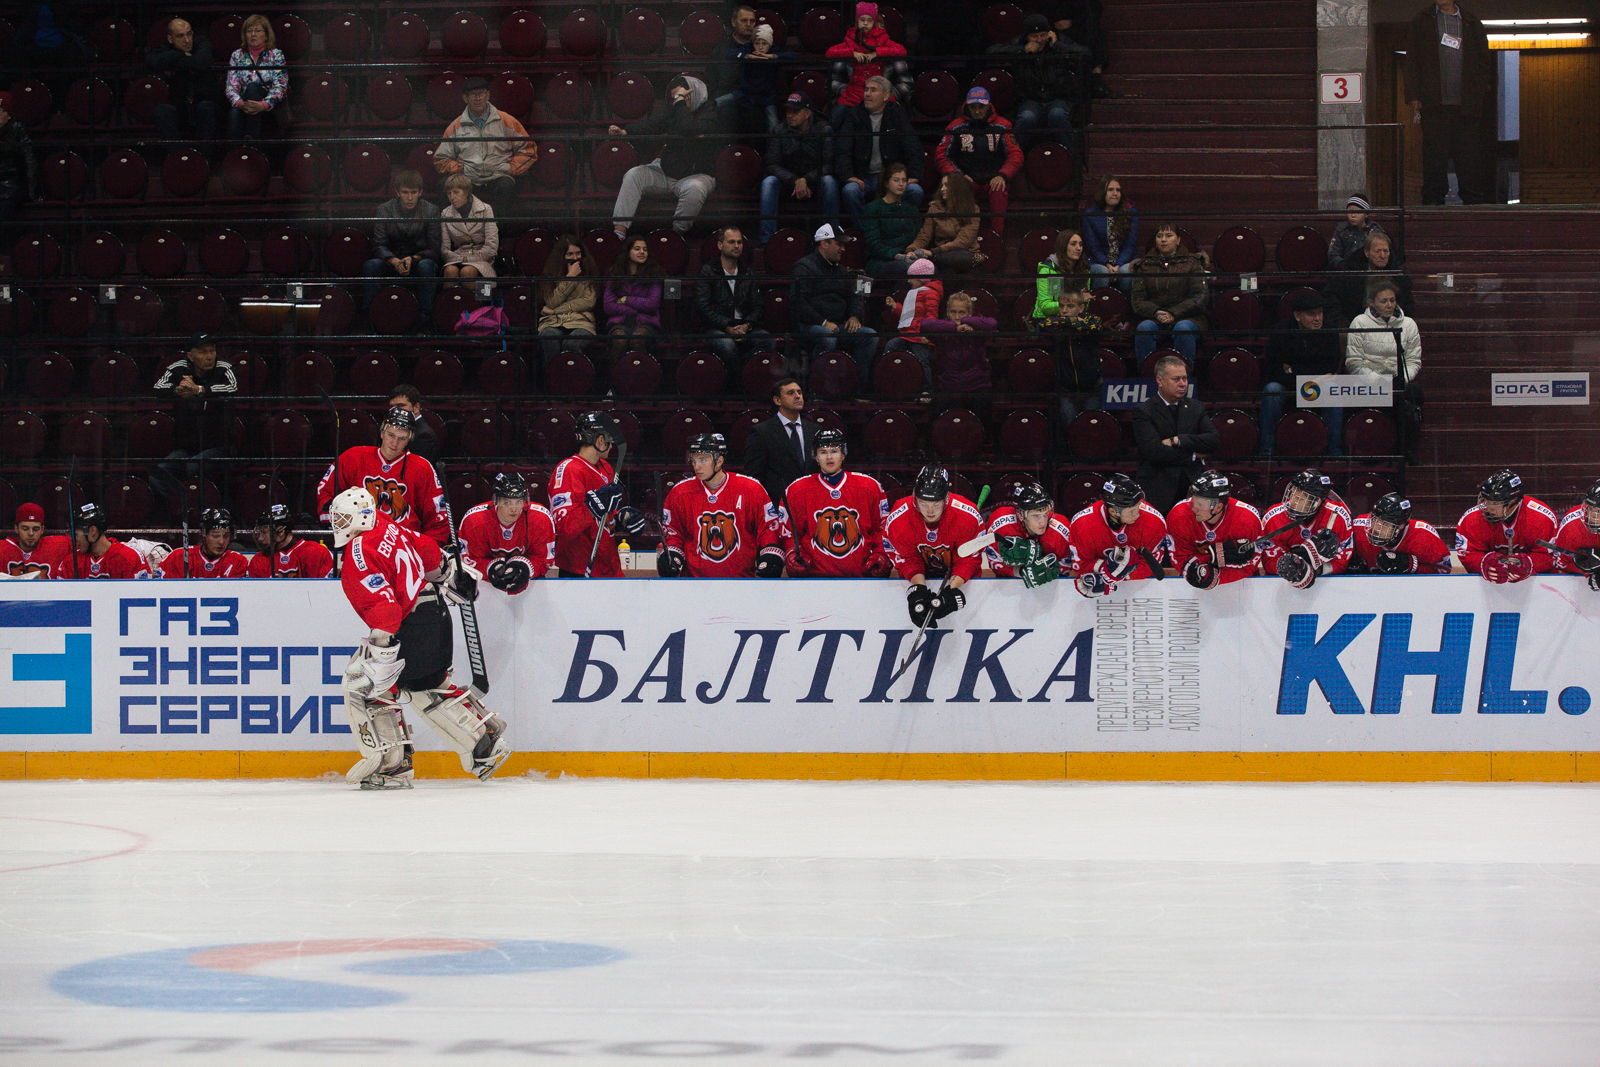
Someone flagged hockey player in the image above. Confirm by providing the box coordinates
[316,407,449,545]
[70,503,153,579]
[1351,493,1451,575]
[1455,469,1558,584]
[781,428,892,577]
[883,466,984,625]
[459,473,557,595]
[1068,474,1171,597]
[329,486,510,789]
[248,504,335,578]
[659,434,785,578]
[985,481,1071,588]
[1166,471,1262,589]
[1,503,75,579]
[1259,469,1353,589]
[1554,478,1600,591]
[160,507,250,578]
[549,413,645,577]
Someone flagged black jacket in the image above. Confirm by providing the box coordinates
[985,34,1087,103]
[0,121,37,204]
[765,116,834,186]
[1263,316,1344,393]
[1402,4,1494,115]
[630,90,721,180]
[147,39,220,112]
[694,260,764,330]
[153,357,239,453]
[790,251,863,328]
[373,197,443,264]
[409,417,441,464]
[833,101,924,184]
[1131,395,1219,514]
[743,416,819,509]
[1324,256,1415,323]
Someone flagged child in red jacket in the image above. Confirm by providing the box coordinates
[883,257,942,391]
[827,3,907,121]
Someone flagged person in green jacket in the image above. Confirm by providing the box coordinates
[1030,229,1091,323]
[861,162,922,279]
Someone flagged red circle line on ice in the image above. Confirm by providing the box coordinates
[0,815,151,875]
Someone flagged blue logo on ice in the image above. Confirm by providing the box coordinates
[0,600,92,734]
[52,938,626,1012]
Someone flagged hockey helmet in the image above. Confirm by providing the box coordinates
[1102,473,1144,509]
[199,507,233,533]
[329,486,378,548]
[255,503,293,550]
[1284,468,1332,523]
[575,411,621,450]
[1013,480,1052,513]
[1367,493,1411,549]
[1189,471,1232,502]
[1477,469,1524,521]
[811,427,848,457]
[914,465,951,501]
[74,502,109,535]
[686,432,728,458]
[1583,477,1600,534]
[491,472,528,500]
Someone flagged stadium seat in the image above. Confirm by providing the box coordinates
[544,72,594,122]
[492,73,536,122]
[619,8,665,54]
[228,351,268,395]
[124,76,169,124]
[998,410,1050,459]
[414,351,466,395]
[92,17,137,59]
[60,412,112,460]
[432,288,477,333]
[268,13,310,58]
[798,7,841,53]
[1005,349,1055,393]
[560,9,604,57]
[645,229,688,274]
[1343,473,1394,516]
[13,235,60,278]
[1089,287,1128,325]
[309,286,356,336]
[1023,141,1076,192]
[343,144,392,193]
[200,229,248,277]
[970,70,1015,115]
[592,139,638,189]
[231,474,288,525]
[49,290,97,339]
[1220,471,1260,507]
[530,140,572,192]
[324,13,369,59]
[761,290,790,332]
[675,352,725,396]
[1211,409,1259,458]
[262,228,313,275]
[88,353,140,400]
[365,75,413,121]
[324,229,370,277]
[861,410,915,459]
[461,411,512,456]
[448,473,488,508]
[478,352,527,395]
[1056,472,1105,516]
[26,353,75,398]
[0,477,11,523]
[963,287,1000,320]
[427,72,467,119]
[177,287,226,334]
[528,410,575,456]
[500,10,548,56]
[285,145,333,193]
[717,146,763,193]
[544,353,596,395]
[134,230,183,278]
[286,352,337,396]
[728,409,768,454]
[350,351,401,395]
[982,2,1025,42]
[1,412,48,459]
[219,147,269,197]
[1210,289,1262,333]
[369,287,419,335]
[266,410,316,457]
[1344,411,1397,458]
[1272,411,1329,457]
[608,72,655,123]
[1016,229,1058,273]
[839,229,867,270]
[1099,349,1128,381]
[582,230,622,271]
[911,71,960,122]
[1272,287,1320,322]
[808,352,859,400]
[786,70,831,112]
[299,74,349,123]
[871,351,924,397]
[443,11,489,57]
[382,12,430,59]
[209,14,244,59]
[67,77,114,126]
[1206,348,1261,393]
[1138,348,1182,378]
[754,8,787,44]
[105,476,154,529]
[741,351,786,397]
[762,229,807,274]
[931,409,984,460]
[1275,226,1327,274]
[513,230,554,275]
[807,409,846,435]
[1010,290,1038,329]
[6,79,50,127]
[973,230,1005,274]
[1212,225,1266,275]
[406,145,441,189]
[661,410,714,456]
[115,286,165,336]
[39,479,85,529]
[0,290,37,337]
[612,353,663,396]
[680,9,725,54]
[1068,410,1121,460]
[335,409,376,451]
[42,152,87,201]
[160,148,210,198]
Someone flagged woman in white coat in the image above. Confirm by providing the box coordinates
[440,174,499,292]
[1346,277,1422,453]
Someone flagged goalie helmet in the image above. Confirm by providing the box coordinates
[811,427,848,457]
[1013,480,1052,514]
[74,502,109,535]
[575,411,621,449]
[685,432,728,458]
[1189,471,1232,502]
[1284,468,1333,523]
[199,507,233,533]
[329,486,378,548]
[1367,493,1411,549]
[914,465,951,501]
[490,472,528,500]
[1584,477,1600,534]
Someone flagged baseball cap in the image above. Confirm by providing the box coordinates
[461,76,490,93]
[16,503,44,524]
[966,86,990,105]
[1023,13,1050,33]
[187,332,216,351]
[784,92,809,109]
[813,223,853,243]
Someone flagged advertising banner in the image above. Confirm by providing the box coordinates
[1295,374,1394,407]
[1491,372,1590,406]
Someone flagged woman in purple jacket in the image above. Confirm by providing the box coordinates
[603,236,664,361]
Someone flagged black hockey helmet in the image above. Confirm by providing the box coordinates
[1284,468,1333,523]
[490,472,528,500]
[1102,473,1144,509]
[811,427,848,457]
[575,411,621,449]
[380,405,417,434]
[1189,470,1232,502]
[1583,477,1600,534]
[199,507,233,533]
[1367,493,1411,549]
[74,502,109,535]
[257,502,293,531]
[914,465,951,501]
[1478,469,1524,507]
[1013,480,1052,514]
[686,432,728,458]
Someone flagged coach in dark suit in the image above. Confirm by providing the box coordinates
[742,377,817,509]
[1132,354,1219,515]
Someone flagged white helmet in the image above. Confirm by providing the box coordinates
[329,486,377,547]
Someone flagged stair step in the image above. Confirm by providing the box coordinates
[1088,128,1316,150]
[1112,27,1315,50]
[1101,0,1316,32]
[1105,48,1315,76]
[1106,72,1313,100]
[1089,99,1317,125]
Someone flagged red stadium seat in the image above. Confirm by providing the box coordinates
[365,75,413,121]
[231,474,289,525]
[808,352,859,400]
[427,72,467,119]
[219,147,269,196]
[86,353,139,398]
[161,148,211,198]
[115,286,166,336]
[443,11,489,57]
[67,77,114,125]
[500,10,548,56]
[1017,229,1058,273]
[1206,349,1261,394]
[661,410,714,456]
[528,410,576,456]
[405,145,441,189]
[680,9,725,54]
[0,477,13,523]
[286,352,338,396]
[808,409,846,436]
[271,14,311,58]
[931,408,984,460]
[514,230,555,274]
[1273,411,1329,457]
[983,2,1025,42]
[1212,225,1266,275]
[839,228,867,270]
[448,473,489,509]
[124,76,169,124]
[1,412,48,459]
[382,12,430,59]
[592,140,638,189]
[324,229,370,277]
[1210,289,1261,333]
[324,13,369,59]
[872,351,924,397]
[717,146,760,194]
[285,145,332,192]
[1089,287,1128,325]
[530,140,572,192]
[647,230,688,274]
[92,17,137,59]
[262,228,313,275]
[1055,473,1104,516]
[1138,348,1181,378]
[39,479,86,529]
[762,290,790,332]
[6,79,50,127]
[13,235,59,278]
[619,8,666,54]
[26,353,75,397]
[786,70,831,112]
[177,287,226,334]
[543,72,594,122]
[414,351,466,395]
[1343,473,1394,517]
[676,352,725,396]
[861,410,915,459]
[209,14,244,60]
[1275,226,1327,274]
[798,8,841,53]
[266,410,316,457]
[1006,349,1055,393]
[49,290,97,338]
[1024,143,1074,193]
[105,477,154,530]
[433,288,478,333]
[351,352,401,395]
[1211,409,1260,458]
[41,152,87,201]
[369,287,419,335]
[1344,411,1397,457]
[1100,349,1129,379]
[343,144,392,194]
[611,353,663,396]
[309,286,356,336]
[129,230,177,279]
[560,9,604,57]
[763,229,807,273]
[607,72,655,123]
[753,8,787,44]
[229,351,269,395]
[1219,471,1260,508]
[501,286,536,330]
[492,73,536,123]
[1068,410,1121,460]
[728,409,768,454]
[299,74,349,123]
[998,410,1050,459]
[741,351,787,397]
[200,229,248,277]
[61,412,112,460]
[971,69,1015,115]
[461,411,512,456]
[971,229,1005,274]
[478,352,527,395]
[543,353,596,395]
[582,230,622,270]
[911,71,960,122]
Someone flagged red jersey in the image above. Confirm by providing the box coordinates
[317,446,449,545]
[247,540,335,579]
[662,473,783,577]
[458,500,557,585]
[1,534,74,579]
[1453,498,1559,575]
[159,546,251,579]
[782,471,889,577]
[1259,498,1354,576]
[1068,502,1171,580]
[984,506,1072,579]
[1351,516,1452,574]
[883,494,984,584]
[1166,498,1263,584]
[548,454,620,577]
[340,515,443,633]
[74,540,153,580]
[1553,506,1600,574]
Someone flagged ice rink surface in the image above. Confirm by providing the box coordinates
[2,777,1598,1067]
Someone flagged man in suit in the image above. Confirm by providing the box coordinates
[1403,0,1494,205]
[742,377,817,512]
[1132,354,1219,515]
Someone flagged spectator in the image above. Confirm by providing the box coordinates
[0,92,36,225]
[1031,229,1091,324]
[882,258,942,391]
[1047,288,1103,424]
[538,235,599,372]
[1404,0,1494,205]
[707,4,759,107]
[603,236,663,362]
[1260,291,1344,457]
[694,226,776,368]
[742,378,818,511]
[1326,230,1414,323]
[9,2,90,108]
[920,290,998,394]
[1326,195,1385,270]
[791,223,877,374]
[362,168,442,321]
[224,14,288,142]
[440,175,498,293]
[730,25,798,137]
[147,19,220,159]
[149,334,238,507]
[1132,355,1218,515]
[909,173,983,273]
[386,385,439,464]
[862,162,922,279]
[1083,175,1138,288]
[608,76,719,236]
[826,3,910,126]
[986,14,1090,148]
[934,88,1022,235]
[433,76,537,221]
[1044,0,1115,98]
[1346,277,1423,448]
[1131,222,1208,366]
[835,76,925,225]
[760,94,840,247]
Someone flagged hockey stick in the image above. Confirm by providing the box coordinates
[66,454,79,578]
[886,488,992,688]
[585,435,628,577]
[436,467,490,697]
[1136,547,1165,580]
[1535,538,1577,560]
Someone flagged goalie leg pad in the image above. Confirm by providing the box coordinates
[344,693,414,788]
[408,673,512,780]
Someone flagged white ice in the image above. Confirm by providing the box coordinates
[2,778,1598,1066]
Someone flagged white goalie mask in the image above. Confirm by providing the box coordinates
[330,487,378,547]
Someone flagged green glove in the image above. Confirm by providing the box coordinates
[996,535,1039,567]
[1020,554,1060,589]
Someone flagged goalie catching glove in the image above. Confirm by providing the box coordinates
[1276,548,1317,589]
[1482,552,1535,585]
[485,556,533,594]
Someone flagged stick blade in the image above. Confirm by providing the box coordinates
[957,532,996,558]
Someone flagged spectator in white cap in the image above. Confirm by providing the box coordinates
[790,223,878,376]
[1326,195,1385,270]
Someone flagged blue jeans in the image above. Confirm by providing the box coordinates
[362,257,439,316]
[1089,261,1134,293]
[1135,318,1201,364]
[841,176,924,226]
[1260,383,1344,456]
[1014,98,1072,146]
[800,323,878,379]
[883,337,932,390]
[759,174,842,245]
[704,328,776,367]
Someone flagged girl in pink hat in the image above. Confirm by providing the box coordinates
[826,4,907,118]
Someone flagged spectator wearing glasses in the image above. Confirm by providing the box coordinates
[434,77,538,221]
[224,14,288,142]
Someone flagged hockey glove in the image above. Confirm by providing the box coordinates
[1304,528,1342,569]
[1019,554,1060,589]
[1102,546,1139,581]
[1221,538,1258,567]
[657,546,686,577]
[863,552,893,578]
[586,483,625,523]
[1075,571,1112,598]
[994,535,1039,567]
[1183,557,1221,590]
[486,556,533,594]
[1482,553,1534,584]
[430,555,472,607]
[931,587,966,619]
[1570,548,1600,576]
[754,548,785,579]
[1373,550,1413,575]
[907,585,937,626]
[611,506,648,536]
[344,636,404,698]
[1276,548,1317,589]
[784,546,814,577]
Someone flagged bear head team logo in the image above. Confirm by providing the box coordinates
[916,543,952,577]
[812,507,863,559]
[363,476,410,522]
[697,511,740,562]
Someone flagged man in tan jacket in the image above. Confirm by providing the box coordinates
[434,77,537,220]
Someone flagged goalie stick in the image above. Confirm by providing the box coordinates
[885,488,993,688]
[436,468,490,697]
